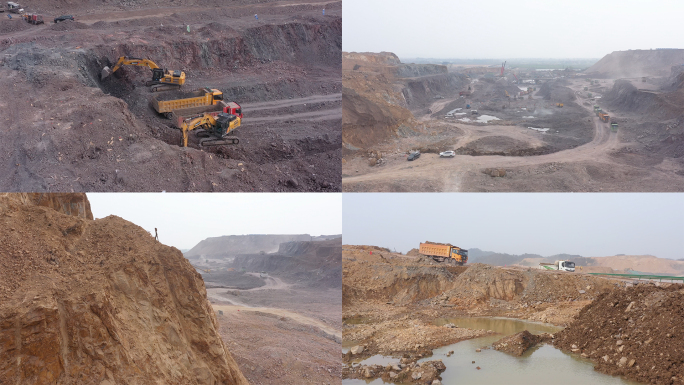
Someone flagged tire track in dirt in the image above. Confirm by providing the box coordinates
[344,93,626,192]
[211,303,341,339]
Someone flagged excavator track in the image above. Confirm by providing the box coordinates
[199,136,239,147]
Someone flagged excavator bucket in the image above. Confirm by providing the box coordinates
[100,66,112,80]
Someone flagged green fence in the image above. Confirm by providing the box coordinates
[588,273,684,282]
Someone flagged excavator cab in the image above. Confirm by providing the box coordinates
[215,113,239,137]
[151,68,165,82]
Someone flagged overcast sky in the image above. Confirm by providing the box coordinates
[88,193,342,250]
[343,0,684,59]
[343,194,684,260]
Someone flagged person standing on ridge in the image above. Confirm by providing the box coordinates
[155,228,159,241]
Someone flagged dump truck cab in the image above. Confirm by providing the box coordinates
[556,260,575,272]
[449,246,468,263]
[208,88,223,103]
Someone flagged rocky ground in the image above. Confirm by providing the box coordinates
[210,284,341,385]
[187,237,342,384]
[492,330,552,356]
[0,0,341,192]
[554,285,684,385]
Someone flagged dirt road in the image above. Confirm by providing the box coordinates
[344,113,621,191]
[343,77,684,192]
[212,303,341,339]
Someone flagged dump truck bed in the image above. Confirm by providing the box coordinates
[150,88,218,114]
[419,242,452,258]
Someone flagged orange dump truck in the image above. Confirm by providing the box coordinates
[150,88,224,118]
[599,112,610,123]
[419,241,468,265]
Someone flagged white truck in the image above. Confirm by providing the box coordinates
[538,260,575,272]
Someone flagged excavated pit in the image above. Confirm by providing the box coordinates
[0,1,342,192]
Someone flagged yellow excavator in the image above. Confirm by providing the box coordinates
[180,112,241,147]
[101,56,186,92]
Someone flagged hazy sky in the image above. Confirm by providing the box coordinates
[88,193,342,250]
[343,194,684,259]
[343,0,684,59]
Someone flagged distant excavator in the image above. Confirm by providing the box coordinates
[101,56,186,92]
[179,112,241,147]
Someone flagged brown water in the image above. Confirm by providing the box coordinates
[343,317,640,385]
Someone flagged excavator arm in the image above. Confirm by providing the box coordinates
[180,114,218,148]
[179,113,241,147]
[101,56,160,79]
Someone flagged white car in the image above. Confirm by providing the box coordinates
[439,151,455,158]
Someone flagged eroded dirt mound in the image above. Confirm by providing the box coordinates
[586,49,684,78]
[0,194,248,384]
[492,330,551,356]
[554,285,684,385]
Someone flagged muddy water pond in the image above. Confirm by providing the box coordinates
[343,317,640,385]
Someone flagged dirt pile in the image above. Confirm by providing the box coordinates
[0,193,248,384]
[554,285,684,385]
[492,330,551,356]
[586,49,684,78]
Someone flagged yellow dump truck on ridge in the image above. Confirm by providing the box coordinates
[419,241,468,265]
[150,88,224,118]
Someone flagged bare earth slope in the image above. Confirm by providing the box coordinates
[554,285,684,385]
[0,194,248,384]
[586,49,684,78]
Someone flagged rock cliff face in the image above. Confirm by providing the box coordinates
[0,194,248,384]
[342,52,466,150]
